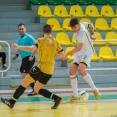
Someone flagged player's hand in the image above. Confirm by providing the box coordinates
[29,56,34,61]
[13,55,17,60]
[11,43,19,50]
[62,54,68,60]
[90,34,96,41]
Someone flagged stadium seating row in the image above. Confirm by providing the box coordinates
[30,0,117,5]
[66,46,117,62]
[55,32,117,46]
[46,18,117,31]
[38,5,117,18]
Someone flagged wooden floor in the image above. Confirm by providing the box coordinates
[0,88,117,117]
[0,100,117,117]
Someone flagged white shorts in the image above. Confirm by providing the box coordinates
[71,50,93,67]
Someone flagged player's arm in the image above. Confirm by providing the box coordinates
[88,23,96,40]
[11,44,37,52]
[56,49,65,59]
[66,43,83,56]
[56,40,65,59]
[13,50,20,60]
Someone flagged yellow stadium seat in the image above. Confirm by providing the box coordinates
[101,5,116,18]
[99,46,117,61]
[95,18,112,31]
[91,51,100,62]
[79,18,91,23]
[65,47,75,62]
[56,32,73,46]
[116,50,117,57]
[72,33,77,44]
[62,18,72,31]
[46,18,63,31]
[111,18,117,30]
[70,5,86,18]
[54,5,70,18]
[93,32,106,46]
[38,5,54,18]
[105,32,117,45]
[85,5,102,18]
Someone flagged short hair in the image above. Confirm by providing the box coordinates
[70,18,79,27]
[43,24,52,33]
[18,23,25,27]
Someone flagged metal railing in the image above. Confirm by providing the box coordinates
[0,41,11,78]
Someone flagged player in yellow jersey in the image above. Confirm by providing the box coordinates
[1,24,64,109]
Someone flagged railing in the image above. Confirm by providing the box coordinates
[0,41,11,78]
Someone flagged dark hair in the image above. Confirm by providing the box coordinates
[70,18,79,27]
[18,23,25,27]
[43,24,52,33]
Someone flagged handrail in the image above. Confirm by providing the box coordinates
[0,41,11,77]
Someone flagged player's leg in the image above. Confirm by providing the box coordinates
[78,62,101,100]
[29,66,63,109]
[20,56,36,96]
[1,74,35,108]
[67,63,79,102]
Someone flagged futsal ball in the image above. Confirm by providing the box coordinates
[78,91,89,102]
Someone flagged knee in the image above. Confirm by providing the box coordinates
[69,68,76,76]
[21,79,28,87]
[34,86,39,94]
[78,67,85,76]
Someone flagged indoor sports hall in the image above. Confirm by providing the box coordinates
[0,0,117,117]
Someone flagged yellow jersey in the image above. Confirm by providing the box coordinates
[35,35,62,75]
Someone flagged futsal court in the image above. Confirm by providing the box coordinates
[0,88,117,117]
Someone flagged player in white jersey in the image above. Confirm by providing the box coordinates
[63,18,101,102]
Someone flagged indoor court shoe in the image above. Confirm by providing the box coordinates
[1,97,14,108]
[27,91,37,96]
[51,97,63,109]
[67,95,79,103]
[93,89,101,100]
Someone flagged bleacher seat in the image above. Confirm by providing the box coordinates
[38,6,54,18]
[54,5,70,18]
[105,32,117,45]
[95,18,112,31]
[56,32,73,46]
[46,0,61,5]
[92,0,107,5]
[99,46,117,61]
[72,33,77,44]
[70,5,86,18]
[79,18,91,23]
[62,18,72,31]
[85,5,102,18]
[46,18,63,31]
[65,47,75,61]
[101,5,116,18]
[107,0,117,5]
[61,0,77,5]
[91,51,100,62]
[111,18,117,30]
[76,0,92,5]
[30,0,46,5]
[93,32,106,46]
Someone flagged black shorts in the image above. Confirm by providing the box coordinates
[29,66,52,85]
[20,56,35,73]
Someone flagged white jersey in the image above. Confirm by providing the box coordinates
[75,22,95,53]
[72,22,95,67]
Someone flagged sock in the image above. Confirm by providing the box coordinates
[30,82,35,91]
[70,75,78,97]
[39,89,59,100]
[83,73,97,91]
[12,85,26,102]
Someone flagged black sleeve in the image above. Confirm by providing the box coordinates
[34,44,38,48]
[58,49,63,53]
